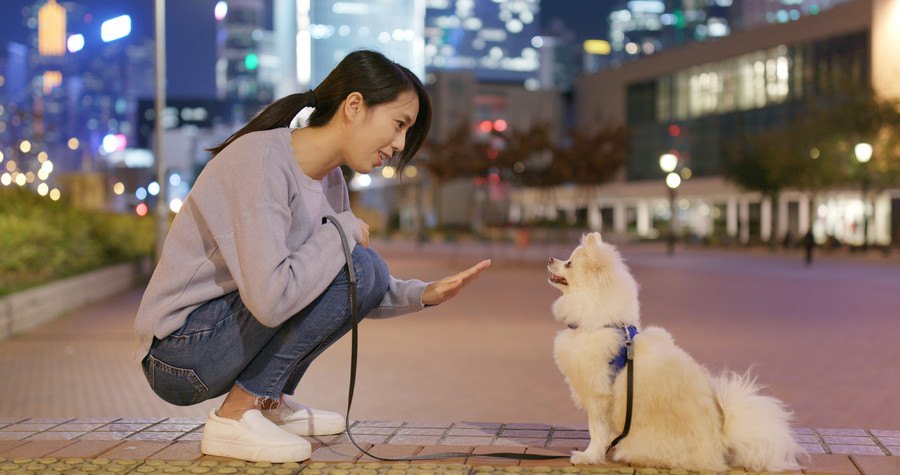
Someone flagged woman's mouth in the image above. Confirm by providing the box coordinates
[377,152,389,166]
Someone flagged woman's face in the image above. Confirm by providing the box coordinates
[343,90,419,174]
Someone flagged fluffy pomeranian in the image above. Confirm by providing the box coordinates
[549,233,803,472]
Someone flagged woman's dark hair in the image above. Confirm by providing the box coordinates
[206,50,431,174]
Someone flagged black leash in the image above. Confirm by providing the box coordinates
[323,216,568,462]
[605,333,635,455]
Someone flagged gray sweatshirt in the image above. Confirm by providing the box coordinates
[134,127,427,361]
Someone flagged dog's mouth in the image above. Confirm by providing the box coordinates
[548,274,568,285]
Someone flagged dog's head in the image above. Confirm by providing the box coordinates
[548,232,640,328]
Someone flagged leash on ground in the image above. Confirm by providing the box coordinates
[323,216,633,462]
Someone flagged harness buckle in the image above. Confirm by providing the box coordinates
[625,340,634,360]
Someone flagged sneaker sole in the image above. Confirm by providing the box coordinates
[200,437,311,463]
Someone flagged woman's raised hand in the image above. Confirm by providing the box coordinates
[422,259,491,306]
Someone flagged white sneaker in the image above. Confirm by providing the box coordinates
[200,409,311,463]
[261,399,346,436]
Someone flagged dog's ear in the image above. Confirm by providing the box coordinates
[582,232,602,247]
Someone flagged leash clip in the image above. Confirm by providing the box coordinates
[625,340,634,360]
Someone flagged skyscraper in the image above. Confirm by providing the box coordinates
[296,0,426,88]
[608,0,733,64]
[215,0,275,102]
[424,0,541,84]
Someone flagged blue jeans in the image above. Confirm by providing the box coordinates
[142,246,390,406]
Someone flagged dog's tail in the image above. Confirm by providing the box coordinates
[712,371,806,472]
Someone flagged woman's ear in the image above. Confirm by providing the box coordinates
[342,92,365,122]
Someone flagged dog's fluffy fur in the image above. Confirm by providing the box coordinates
[549,233,803,471]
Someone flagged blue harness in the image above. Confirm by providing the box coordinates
[609,325,639,373]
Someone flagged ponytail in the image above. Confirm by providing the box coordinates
[206,92,313,157]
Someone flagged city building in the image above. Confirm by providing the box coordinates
[424,0,541,85]
[215,0,276,102]
[510,0,899,246]
[734,0,856,31]
[286,0,426,89]
[607,0,734,66]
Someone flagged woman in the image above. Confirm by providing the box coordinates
[134,50,490,463]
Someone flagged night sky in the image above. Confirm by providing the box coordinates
[0,0,610,99]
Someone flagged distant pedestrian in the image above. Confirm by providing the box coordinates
[134,50,490,463]
[802,230,815,266]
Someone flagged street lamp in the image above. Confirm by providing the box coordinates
[855,142,872,250]
[660,153,680,256]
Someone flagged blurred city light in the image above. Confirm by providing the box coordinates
[0,173,10,186]
[136,187,147,200]
[583,40,611,55]
[381,166,396,179]
[148,181,160,196]
[169,198,183,213]
[215,1,228,21]
[493,119,508,132]
[666,172,682,189]
[67,34,85,53]
[810,147,821,159]
[20,140,31,153]
[680,167,692,179]
[659,153,678,172]
[169,173,182,186]
[353,174,372,188]
[37,151,48,162]
[15,173,26,186]
[101,15,132,42]
[245,53,259,71]
[478,120,492,133]
[67,138,80,150]
[404,166,418,178]
[49,188,60,201]
[113,182,125,195]
[136,202,149,216]
[37,183,49,196]
[855,142,873,163]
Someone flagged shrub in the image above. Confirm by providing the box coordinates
[0,187,154,296]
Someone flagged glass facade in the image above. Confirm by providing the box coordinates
[303,0,425,88]
[626,30,869,181]
[424,0,540,83]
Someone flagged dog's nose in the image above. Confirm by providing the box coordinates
[548,258,554,265]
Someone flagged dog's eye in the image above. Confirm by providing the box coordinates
[565,261,572,268]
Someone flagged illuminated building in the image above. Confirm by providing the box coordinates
[215,0,276,101]
[508,0,900,245]
[292,0,425,88]
[424,0,540,83]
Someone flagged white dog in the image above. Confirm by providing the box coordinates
[549,233,803,472]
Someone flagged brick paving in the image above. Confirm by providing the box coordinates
[0,418,898,474]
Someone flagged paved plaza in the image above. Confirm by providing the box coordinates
[0,240,898,473]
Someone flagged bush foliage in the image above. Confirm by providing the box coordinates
[0,187,154,296]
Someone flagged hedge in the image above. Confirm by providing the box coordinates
[0,187,154,296]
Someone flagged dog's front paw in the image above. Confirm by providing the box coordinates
[570,450,604,465]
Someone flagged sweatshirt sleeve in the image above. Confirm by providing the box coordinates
[333,169,428,319]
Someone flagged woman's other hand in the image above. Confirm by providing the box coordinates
[422,259,491,306]
[356,217,370,247]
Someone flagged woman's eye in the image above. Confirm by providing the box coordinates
[565,261,572,268]
[396,121,404,129]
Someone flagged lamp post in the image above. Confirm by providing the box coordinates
[660,153,680,256]
[855,142,872,250]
